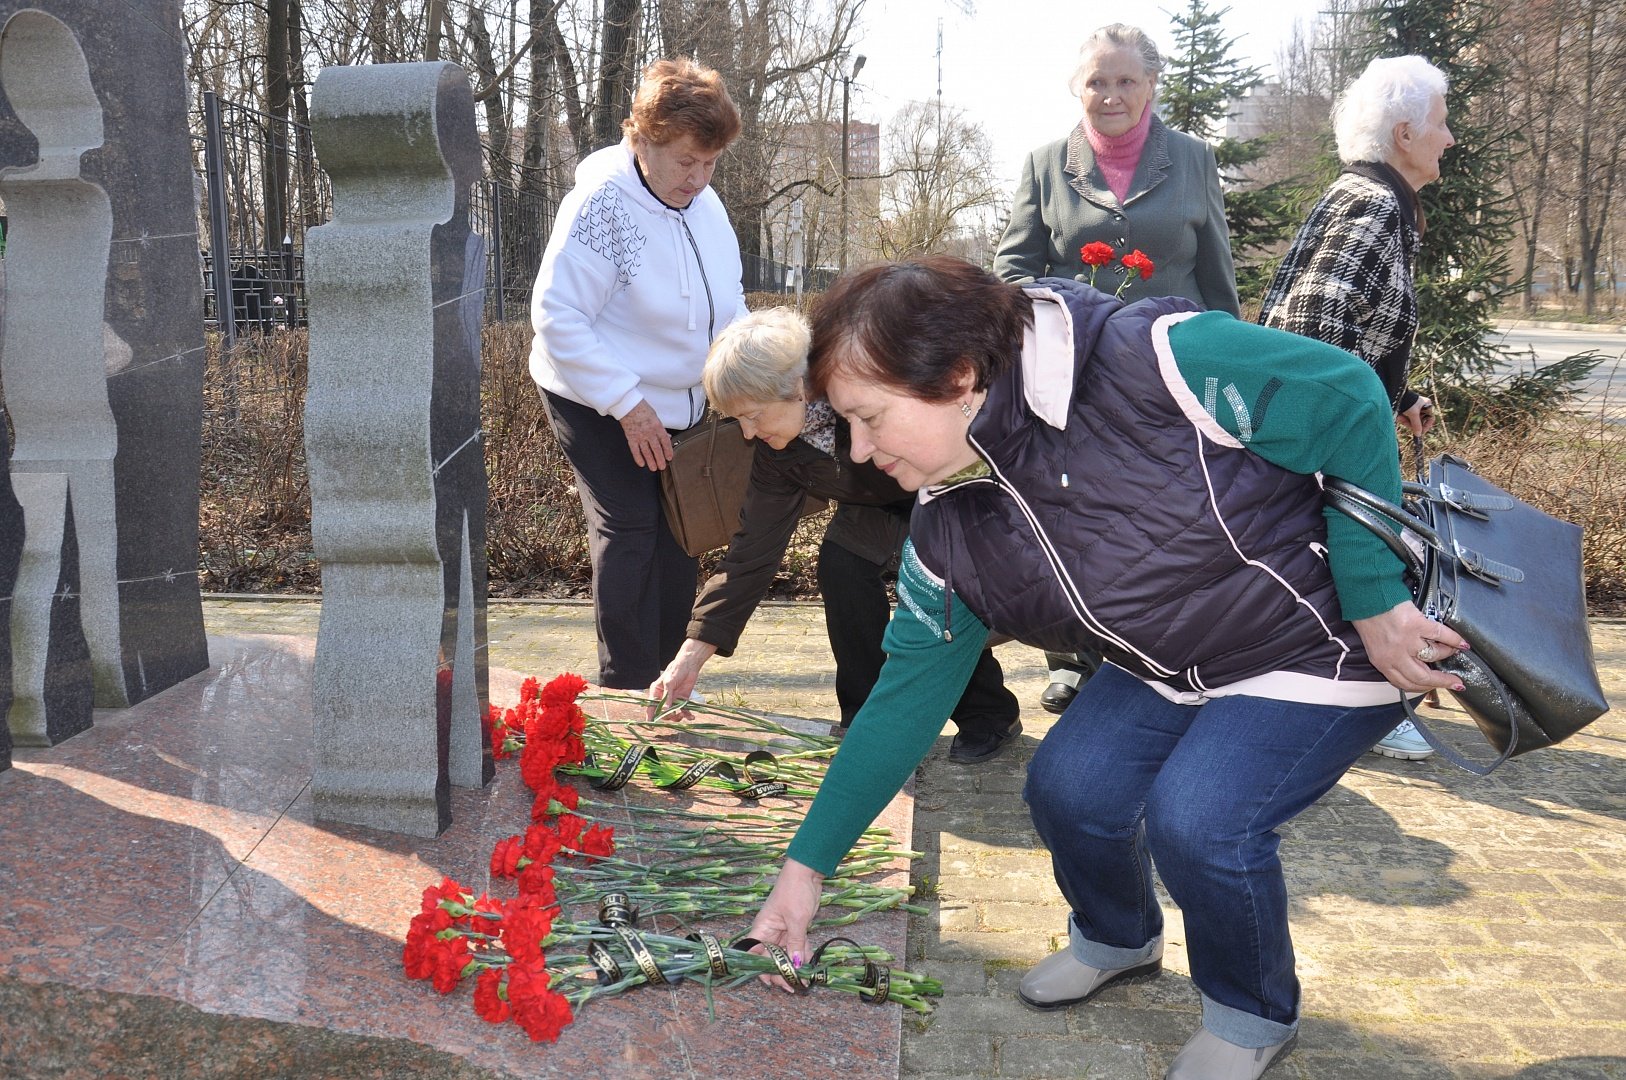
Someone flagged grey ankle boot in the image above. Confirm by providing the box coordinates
[1165,1027,1297,1079]
[1017,936,1163,1010]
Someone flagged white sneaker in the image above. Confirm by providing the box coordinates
[1017,937,1163,1009]
[1370,718,1434,760]
[1166,1028,1297,1079]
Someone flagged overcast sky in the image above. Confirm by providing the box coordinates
[849,0,1325,189]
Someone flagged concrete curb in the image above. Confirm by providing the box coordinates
[1494,319,1626,334]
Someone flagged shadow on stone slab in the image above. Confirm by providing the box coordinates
[0,978,511,1080]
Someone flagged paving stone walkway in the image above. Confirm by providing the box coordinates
[203,597,1626,1079]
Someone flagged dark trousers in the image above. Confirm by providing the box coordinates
[817,535,1018,734]
[544,391,697,689]
[1044,650,1104,679]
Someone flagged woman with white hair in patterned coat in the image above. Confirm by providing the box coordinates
[1260,55,1454,434]
[1258,54,1455,761]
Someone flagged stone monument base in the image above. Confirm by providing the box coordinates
[0,634,911,1079]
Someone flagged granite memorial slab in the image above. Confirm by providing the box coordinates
[0,635,913,1077]
[304,61,491,838]
[0,0,209,710]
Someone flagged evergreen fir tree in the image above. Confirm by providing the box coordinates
[1355,0,1597,428]
[1161,0,1302,302]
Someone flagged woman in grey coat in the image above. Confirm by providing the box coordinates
[993,23,1241,712]
[993,24,1240,316]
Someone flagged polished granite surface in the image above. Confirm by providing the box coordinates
[0,633,912,1078]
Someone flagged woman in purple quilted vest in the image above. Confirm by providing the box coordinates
[742,257,1468,1080]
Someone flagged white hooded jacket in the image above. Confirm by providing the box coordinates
[529,140,748,428]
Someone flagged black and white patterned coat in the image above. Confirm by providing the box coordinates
[1258,168,1421,415]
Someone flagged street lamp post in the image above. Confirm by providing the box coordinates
[840,53,866,272]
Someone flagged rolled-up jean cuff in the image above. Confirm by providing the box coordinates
[1200,993,1298,1049]
[1067,916,1160,971]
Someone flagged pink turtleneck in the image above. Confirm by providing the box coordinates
[1085,106,1154,204]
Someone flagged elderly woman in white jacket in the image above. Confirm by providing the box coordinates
[530,56,748,690]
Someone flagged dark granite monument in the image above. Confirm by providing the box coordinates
[0,0,209,714]
[304,61,492,837]
[0,417,16,769]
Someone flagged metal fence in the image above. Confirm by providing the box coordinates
[198,91,820,345]
[469,179,554,321]
[200,92,328,345]
[742,253,837,295]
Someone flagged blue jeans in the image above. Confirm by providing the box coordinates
[1023,664,1401,1047]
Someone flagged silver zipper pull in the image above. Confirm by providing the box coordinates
[1061,472,1070,488]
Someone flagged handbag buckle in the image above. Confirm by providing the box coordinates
[1454,542,1525,586]
[1439,484,1515,520]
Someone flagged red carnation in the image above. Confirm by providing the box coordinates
[491,834,525,878]
[431,934,472,994]
[420,876,468,916]
[519,737,564,792]
[489,704,515,760]
[539,673,587,708]
[517,860,557,904]
[552,814,586,848]
[1080,240,1115,266]
[577,823,616,861]
[522,822,564,864]
[559,732,586,766]
[530,705,571,744]
[501,893,557,964]
[531,779,583,822]
[403,909,450,980]
[506,961,574,1043]
[473,968,511,1023]
[518,676,542,704]
[472,892,506,937]
[1121,248,1155,280]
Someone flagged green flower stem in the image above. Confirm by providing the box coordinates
[538,921,943,1014]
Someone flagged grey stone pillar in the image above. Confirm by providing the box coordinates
[304,62,491,838]
[0,1,209,713]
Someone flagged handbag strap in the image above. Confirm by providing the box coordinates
[1323,483,1428,579]
[1323,477,1446,557]
[1398,650,1520,776]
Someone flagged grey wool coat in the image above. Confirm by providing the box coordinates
[993,116,1240,316]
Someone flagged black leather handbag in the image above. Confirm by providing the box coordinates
[1325,454,1609,775]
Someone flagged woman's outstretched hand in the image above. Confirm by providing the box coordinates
[744,859,825,992]
[1352,600,1469,694]
[645,639,718,719]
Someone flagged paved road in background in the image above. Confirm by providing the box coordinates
[1492,325,1626,411]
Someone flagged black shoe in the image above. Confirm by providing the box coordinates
[949,719,1023,764]
[1040,680,1078,715]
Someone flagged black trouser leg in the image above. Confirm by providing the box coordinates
[818,536,889,725]
[544,391,698,689]
[951,646,1021,737]
[820,536,1017,733]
